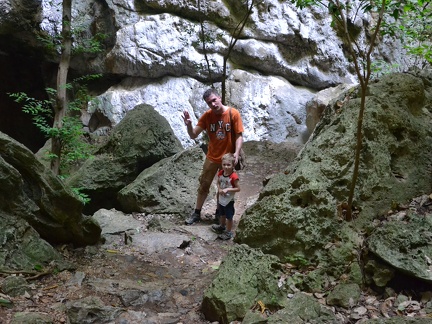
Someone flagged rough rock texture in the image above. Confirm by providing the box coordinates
[235,72,432,269]
[66,296,124,323]
[201,244,284,323]
[364,319,432,324]
[0,211,65,271]
[67,104,183,214]
[0,131,101,270]
[326,283,362,308]
[118,146,204,215]
[266,293,336,323]
[0,131,101,246]
[367,209,432,282]
[305,83,355,138]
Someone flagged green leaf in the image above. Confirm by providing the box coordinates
[0,298,13,308]
[34,264,43,271]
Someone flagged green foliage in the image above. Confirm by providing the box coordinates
[33,264,43,272]
[37,27,108,56]
[70,187,91,205]
[9,75,101,175]
[0,298,13,308]
[370,60,401,78]
[283,254,310,268]
[382,0,432,67]
[9,92,53,136]
[73,32,108,55]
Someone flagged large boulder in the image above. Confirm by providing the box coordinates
[67,104,183,214]
[0,131,101,270]
[118,146,204,215]
[202,71,432,322]
[201,244,284,323]
[0,211,66,271]
[235,72,432,269]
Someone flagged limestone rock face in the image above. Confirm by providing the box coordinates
[0,131,101,270]
[235,71,432,280]
[86,72,315,148]
[1,0,409,149]
[67,104,183,214]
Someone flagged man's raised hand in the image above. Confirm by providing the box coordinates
[182,110,192,126]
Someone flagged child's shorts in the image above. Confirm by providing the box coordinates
[217,201,235,220]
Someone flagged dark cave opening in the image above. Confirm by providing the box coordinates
[0,52,53,153]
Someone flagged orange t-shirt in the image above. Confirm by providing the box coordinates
[197,107,244,164]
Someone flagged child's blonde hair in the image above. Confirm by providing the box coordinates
[221,153,235,165]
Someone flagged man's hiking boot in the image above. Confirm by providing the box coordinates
[211,224,225,234]
[185,212,201,225]
[218,230,233,240]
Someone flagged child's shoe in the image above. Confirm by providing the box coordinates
[211,224,225,234]
[218,230,233,240]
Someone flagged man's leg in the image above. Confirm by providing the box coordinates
[185,158,220,225]
[196,158,220,209]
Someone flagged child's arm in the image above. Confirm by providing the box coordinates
[231,179,240,193]
[221,179,240,195]
[217,176,224,195]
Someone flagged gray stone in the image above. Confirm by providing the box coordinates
[326,283,361,309]
[92,208,144,237]
[201,244,284,323]
[367,213,432,282]
[0,211,66,271]
[364,259,395,287]
[0,132,101,271]
[364,318,432,324]
[11,312,53,324]
[66,271,86,288]
[118,146,204,215]
[267,293,337,323]
[0,132,101,246]
[66,296,124,324]
[1,276,30,297]
[132,232,190,254]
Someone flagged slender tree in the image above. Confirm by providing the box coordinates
[221,0,257,104]
[51,0,72,175]
[291,0,386,220]
[198,0,258,104]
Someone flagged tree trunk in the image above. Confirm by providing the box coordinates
[221,0,255,104]
[344,0,386,220]
[51,0,72,175]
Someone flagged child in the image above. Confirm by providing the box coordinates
[211,153,240,240]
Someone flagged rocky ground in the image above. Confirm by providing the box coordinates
[1,141,432,323]
[0,141,299,324]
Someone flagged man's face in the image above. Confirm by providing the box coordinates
[205,94,223,114]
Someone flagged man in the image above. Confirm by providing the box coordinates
[182,88,244,225]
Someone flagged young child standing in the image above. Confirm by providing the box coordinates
[211,153,240,240]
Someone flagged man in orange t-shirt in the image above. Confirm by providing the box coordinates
[182,88,244,225]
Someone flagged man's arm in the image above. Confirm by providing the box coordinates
[233,132,243,163]
[182,110,203,139]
